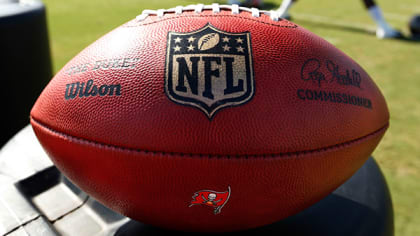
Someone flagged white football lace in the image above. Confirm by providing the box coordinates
[136,4,280,22]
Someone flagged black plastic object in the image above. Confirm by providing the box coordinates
[0,125,394,236]
[0,0,52,146]
[409,14,420,38]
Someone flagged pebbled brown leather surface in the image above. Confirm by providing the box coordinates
[30,8,389,232]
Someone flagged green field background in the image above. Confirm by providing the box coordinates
[43,0,420,234]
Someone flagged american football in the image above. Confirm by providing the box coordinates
[30,4,389,232]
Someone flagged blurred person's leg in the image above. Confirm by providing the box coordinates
[277,0,296,20]
[277,0,403,39]
[365,0,402,38]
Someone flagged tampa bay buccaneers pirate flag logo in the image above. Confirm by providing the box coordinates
[189,186,231,214]
[165,23,255,119]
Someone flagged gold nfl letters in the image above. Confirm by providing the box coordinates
[165,24,255,119]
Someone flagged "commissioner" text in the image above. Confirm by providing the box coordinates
[297,89,372,109]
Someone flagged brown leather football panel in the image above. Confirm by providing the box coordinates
[30,11,389,156]
[31,117,387,232]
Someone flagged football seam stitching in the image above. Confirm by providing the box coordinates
[124,15,297,28]
[30,116,388,159]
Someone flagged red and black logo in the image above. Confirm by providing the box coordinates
[189,186,231,214]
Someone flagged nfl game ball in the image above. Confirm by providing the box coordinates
[30,4,389,232]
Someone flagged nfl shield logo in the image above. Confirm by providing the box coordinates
[165,24,255,119]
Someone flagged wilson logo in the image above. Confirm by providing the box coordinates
[165,24,255,119]
[65,79,121,100]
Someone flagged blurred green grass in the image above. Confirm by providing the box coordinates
[43,0,420,234]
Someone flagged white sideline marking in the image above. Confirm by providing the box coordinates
[292,12,376,33]
[399,4,420,13]
[384,12,411,22]
[322,37,339,45]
